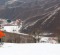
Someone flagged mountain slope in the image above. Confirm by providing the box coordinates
[21,7,60,34]
[0,0,60,34]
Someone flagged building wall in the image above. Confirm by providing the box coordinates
[2,32,35,43]
[3,26,19,33]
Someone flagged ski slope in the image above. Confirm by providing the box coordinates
[0,43,60,55]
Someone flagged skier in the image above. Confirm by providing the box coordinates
[0,31,5,45]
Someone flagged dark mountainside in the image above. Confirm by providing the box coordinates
[0,0,60,34]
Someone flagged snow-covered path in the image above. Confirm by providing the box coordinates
[0,43,60,55]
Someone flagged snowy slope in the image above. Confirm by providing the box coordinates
[0,43,60,55]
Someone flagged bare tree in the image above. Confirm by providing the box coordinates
[30,28,43,43]
[54,28,60,43]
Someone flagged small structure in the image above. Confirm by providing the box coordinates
[40,37,58,44]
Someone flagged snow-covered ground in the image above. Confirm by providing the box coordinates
[0,43,60,55]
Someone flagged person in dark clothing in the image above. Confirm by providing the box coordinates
[0,38,1,42]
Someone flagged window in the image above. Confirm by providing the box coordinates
[13,30,16,32]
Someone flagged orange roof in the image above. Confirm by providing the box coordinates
[0,31,5,38]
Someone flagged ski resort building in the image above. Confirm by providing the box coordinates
[1,19,23,33]
[2,24,20,33]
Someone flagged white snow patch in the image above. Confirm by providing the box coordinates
[0,43,60,55]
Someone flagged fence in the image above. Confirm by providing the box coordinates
[2,32,36,43]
